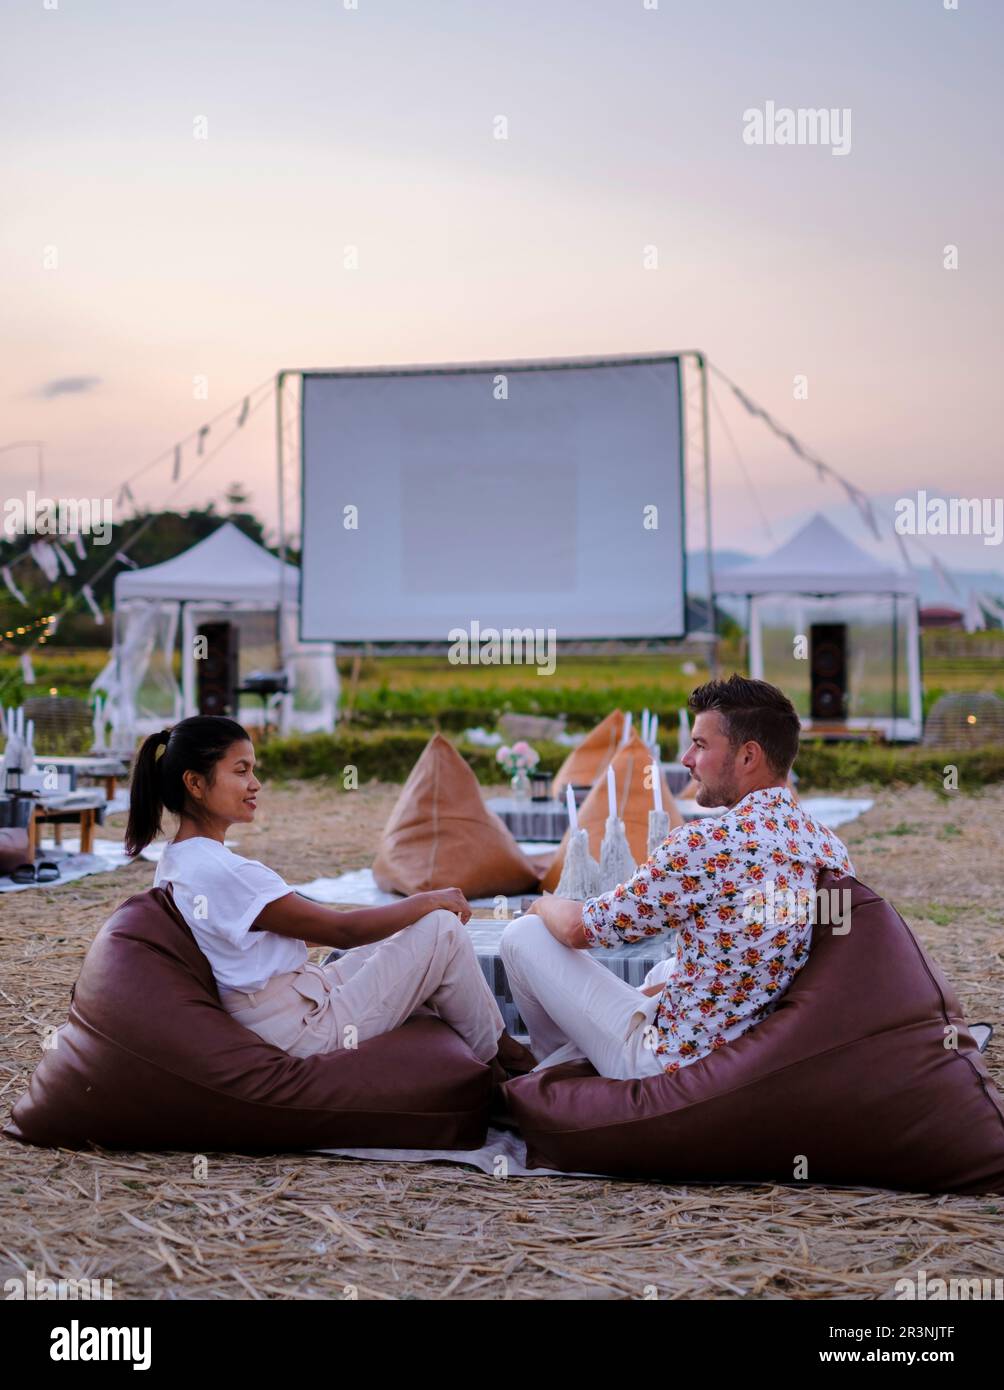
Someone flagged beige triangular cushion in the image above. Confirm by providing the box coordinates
[542,733,682,892]
[551,710,625,802]
[373,733,541,898]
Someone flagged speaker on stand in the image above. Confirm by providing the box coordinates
[809,623,848,721]
[196,622,239,718]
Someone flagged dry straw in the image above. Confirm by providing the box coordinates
[2,780,1002,1299]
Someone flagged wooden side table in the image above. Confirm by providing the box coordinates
[25,796,103,861]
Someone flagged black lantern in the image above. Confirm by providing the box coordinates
[529,768,554,802]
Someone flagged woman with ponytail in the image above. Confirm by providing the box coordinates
[125,716,533,1073]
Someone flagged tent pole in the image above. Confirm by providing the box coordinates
[891,592,899,742]
[697,353,716,675]
[684,347,717,672]
[276,371,286,682]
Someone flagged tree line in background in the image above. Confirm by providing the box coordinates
[0,487,299,647]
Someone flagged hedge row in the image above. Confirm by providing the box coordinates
[345,682,699,731]
[255,728,1004,791]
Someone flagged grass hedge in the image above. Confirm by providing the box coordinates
[255,727,1004,792]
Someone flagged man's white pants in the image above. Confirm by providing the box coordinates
[499,914,675,1080]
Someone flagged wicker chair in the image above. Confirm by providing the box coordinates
[922,691,1004,749]
[22,696,93,753]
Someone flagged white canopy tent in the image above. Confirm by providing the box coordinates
[92,523,339,750]
[716,513,922,741]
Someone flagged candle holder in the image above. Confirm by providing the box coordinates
[647,808,671,857]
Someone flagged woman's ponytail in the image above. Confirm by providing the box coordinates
[124,716,250,858]
[124,729,171,858]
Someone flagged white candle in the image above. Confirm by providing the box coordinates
[26,719,34,748]
[641,708,650,745]
[607,765,617,820]
[566,782,578,834]
[651,759,663,812]
[622,712,632,746]
[650,713,659,746]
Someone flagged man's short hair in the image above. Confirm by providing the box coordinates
[687,675,801,777]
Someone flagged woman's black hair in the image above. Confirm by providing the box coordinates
[124,715,252,858]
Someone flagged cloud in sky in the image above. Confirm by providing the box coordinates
[36,376,102,400]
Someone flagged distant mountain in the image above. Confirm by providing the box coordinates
[686,550,1004,610]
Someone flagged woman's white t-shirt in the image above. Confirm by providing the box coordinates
[153,837,306,991]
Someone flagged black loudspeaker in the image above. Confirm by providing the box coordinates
[809,623,848,721]
[196,622,239,718]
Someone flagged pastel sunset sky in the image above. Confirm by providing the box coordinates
[3,0,1001,566]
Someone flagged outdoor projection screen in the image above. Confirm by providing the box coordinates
[298,355,685,641]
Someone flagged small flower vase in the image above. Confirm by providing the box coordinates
[510,768,531,801]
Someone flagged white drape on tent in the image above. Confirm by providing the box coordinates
[92,524,338,751]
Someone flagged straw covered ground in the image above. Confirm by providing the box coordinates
[2,781,1003,1300]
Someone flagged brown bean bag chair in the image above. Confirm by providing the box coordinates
[542,733,682,892]
[504,872,1004,1193]
[0,827,30,876]
[551,710,625,803]
[373,733,540,898]
[2,885,491,1153]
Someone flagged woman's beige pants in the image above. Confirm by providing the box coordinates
[219,909,504,1062]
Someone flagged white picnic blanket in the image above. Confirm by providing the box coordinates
[0,835,135,892]
[315,1125,603,1179]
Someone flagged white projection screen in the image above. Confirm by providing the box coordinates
[298,355,685,641]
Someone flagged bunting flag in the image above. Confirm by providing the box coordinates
[840,480,883,542]
[117,480,134,508]
[727,379,837,482]
[2,566,27,605]
[54,542,77,576]
[197,425,210,455]
[30,540,60,582]
[72,532,87,560]
[115,551,139,569]
[237,396,250,427]
[81,582,105,625]
[173,444,182,481]
[20,651,35,685]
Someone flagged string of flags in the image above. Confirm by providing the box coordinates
[2,567,27,605]
[708,360,972,596]
[715,366,883,542]
[0,382,267,599]
[0,378,271,705]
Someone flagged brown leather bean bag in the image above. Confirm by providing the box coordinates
[551,710,625,803]
[3,885,491,1153]
[0,827,30,876]
[504,872,1004,1193]
[542,732,682,892]
[373,732,540,898]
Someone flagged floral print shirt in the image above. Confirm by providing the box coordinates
[581,787,855,1073]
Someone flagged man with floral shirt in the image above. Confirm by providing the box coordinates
[500,676,855,1079]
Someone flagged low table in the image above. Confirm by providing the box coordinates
[489,768,713,841]
[24,791,107,861]
[324,920,674,1038]
[30,755,130,798]
[467,919,673,1036]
